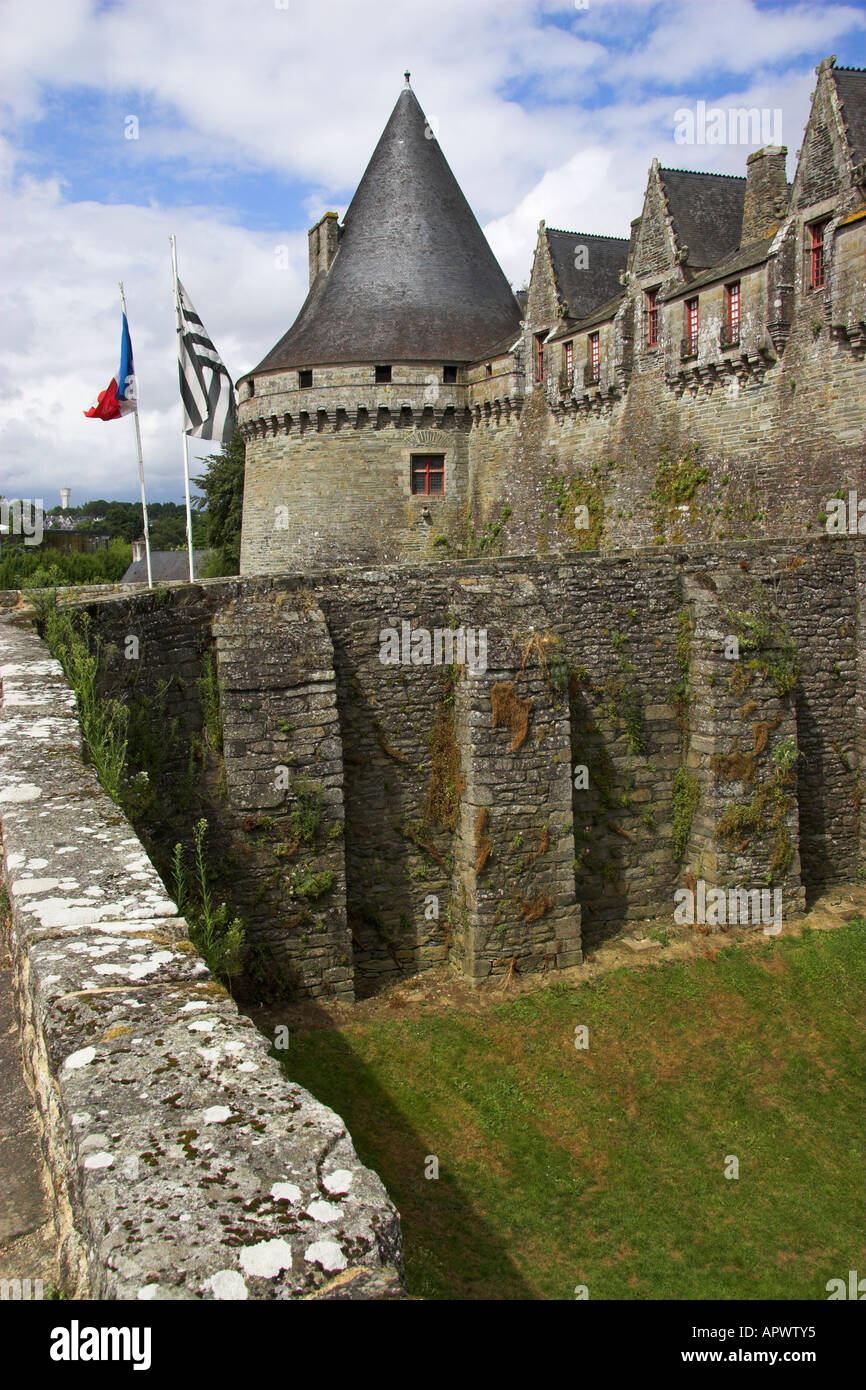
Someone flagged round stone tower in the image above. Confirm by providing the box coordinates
[238,76,522,574]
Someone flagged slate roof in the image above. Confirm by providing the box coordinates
[663,234,777,300]
[834,67,866,167]
[247,85,522,376]
[658,168,747,268]
[548,290,626,339]
[121,551,205,584]
[545,229,629,322]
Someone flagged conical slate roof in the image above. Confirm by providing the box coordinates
[249,83,522,374]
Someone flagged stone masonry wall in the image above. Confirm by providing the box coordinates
[213,586,353,1000]
[474,323,865,559]
[70,536,864,1001]
[682,571,805,916]
[853,548,866,868]
[239,364,475,573]
[0,616,404,1299]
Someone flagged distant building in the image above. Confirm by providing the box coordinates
[121,542,205,584]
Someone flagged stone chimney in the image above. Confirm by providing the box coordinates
[627,215,641,271]
[308,212,340,287]
[132,538,145,563]
[741,146,788,243]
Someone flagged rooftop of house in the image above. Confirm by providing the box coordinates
[545,228,630,324]
[247,79,522,377]
[833,66,866,167]
[121,550,205,584]
[658,167,747,268]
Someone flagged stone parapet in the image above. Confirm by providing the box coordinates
[0,618,404,1300]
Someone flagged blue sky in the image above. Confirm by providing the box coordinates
[0,0,863,507]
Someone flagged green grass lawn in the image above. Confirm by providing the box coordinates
[277,921,865,1300]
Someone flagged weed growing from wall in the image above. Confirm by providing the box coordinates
[547,474,604,550]
[38,599,129,803]
[674,609,693,746]
[289,777,323,845]
[287,863,335,899]
[172,819,246,986]
[197,651,224,754]
[724,594,800,698]
[651,454,709,542]
[466,506,513,557]
[601,636,646,755]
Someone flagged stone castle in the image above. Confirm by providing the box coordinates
[5,54,865,1308]
[238,57,865,572]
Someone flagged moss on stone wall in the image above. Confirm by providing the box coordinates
[672,767,701,860]
[724,595,800,698]
[546,473,605,551]
[423,668,465,832]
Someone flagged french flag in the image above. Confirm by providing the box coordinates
[84,313,136,420]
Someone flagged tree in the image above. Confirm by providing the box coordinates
[194,429,245,576]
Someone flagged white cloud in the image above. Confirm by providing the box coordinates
[0,0,861,501]
[0,162,308,501]
[607,0,865,85]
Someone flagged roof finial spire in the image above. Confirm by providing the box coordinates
[404,70,411,87]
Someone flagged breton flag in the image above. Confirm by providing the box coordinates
[84,312,137,420]
[176,280,236,443]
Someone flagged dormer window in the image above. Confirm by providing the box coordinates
[298,370,312,389]
[485,363,493,378]
[809,219,829,289]
[375,364,392,383]
[443,364,458,383]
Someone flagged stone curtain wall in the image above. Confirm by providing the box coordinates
[321,566,581,987]
[682,571,805,914]
[75,580,355,1003]
[76,537,864,999]
[453,664,581,981]
[857,549,866,867]
[213,587,353,999]
[481,330,865,560]
[676,545,863,891]
[0,618,404,1300]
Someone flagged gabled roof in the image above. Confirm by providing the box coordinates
[658,168,747,268]
[833,67,866,167]
[121,551,205,584]
[247,83,522,375]
[545,228,628,321]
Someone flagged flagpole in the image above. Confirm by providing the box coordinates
[170,236,196,584]
[118,281,153,590]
